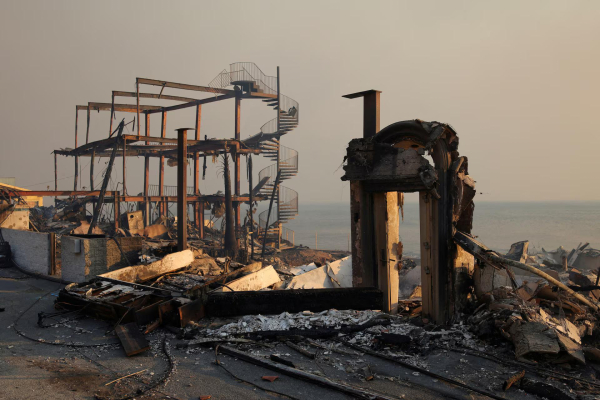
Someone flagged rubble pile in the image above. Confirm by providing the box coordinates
[463,238,600,369]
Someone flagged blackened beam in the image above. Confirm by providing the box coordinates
[137,77,235,95]
[145,94,236,114]
[9,191,264,203]
[204,288,383,317]
[137,77,277,99]
[63,148,261,158]
[9,191,118,197]
[144,92,277,116]
[54,136,120,157]
[118,195,261,203]
[76,103,162,112]
[54,138,260,157]
[113,91,197,103]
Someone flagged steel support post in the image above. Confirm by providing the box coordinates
[144,112,150,225]
[194,105,201,229]
[159,111,166,216]
[276,66,281,249]
[176,128,190,251]
[234,96,241,232]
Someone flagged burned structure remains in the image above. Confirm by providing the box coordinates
[342,90,476,324]
[10,63,300,251]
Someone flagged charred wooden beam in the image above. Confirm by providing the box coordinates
[204,288,383,318]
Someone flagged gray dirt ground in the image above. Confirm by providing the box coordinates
[0,267,573,400]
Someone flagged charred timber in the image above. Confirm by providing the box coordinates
[205,288,383,318]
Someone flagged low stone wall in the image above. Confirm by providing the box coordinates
[1,228,52,274]
[61,236,142,283]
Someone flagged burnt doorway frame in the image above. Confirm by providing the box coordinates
[344,119,474,324]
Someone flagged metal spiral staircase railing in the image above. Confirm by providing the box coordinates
[208,63,299,246]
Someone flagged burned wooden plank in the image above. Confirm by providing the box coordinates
[178,298,205,327]
[217,345,397,400]
[115,322,150,356]
[205,287,383,318]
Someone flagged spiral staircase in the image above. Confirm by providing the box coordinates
[208,63,299,246]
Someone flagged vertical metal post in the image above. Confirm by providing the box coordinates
[54,152,57,206]
[122,138,127,195]
[276,66,281,249]
[109,92,114,137]
[176,128,189,251]
[114,193,120,230]
[85,105,91,144]
[74,108,79,191]
[159,111,166,216]
[194,105,201,228]
[90,152,95,190]
[342,90,381,139]
[234,96,241,231]
[90,151,95,217]
[248,155,254,259]
[199,201,204,239]
[144,112,150,225]
[136,79,140,136]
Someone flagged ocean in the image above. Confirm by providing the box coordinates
[281,201,600,257]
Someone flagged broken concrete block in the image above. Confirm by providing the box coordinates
[289,262,318,276]
[286,257,352,290]
[326,256,352,287]
[99,250,194,283]
[214,265,280,292]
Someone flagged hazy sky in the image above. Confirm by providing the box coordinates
[1,1,599,203]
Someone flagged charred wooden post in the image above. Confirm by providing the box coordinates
[122,137,127,195]
[343,90,381,291]
[176,128,191,251]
